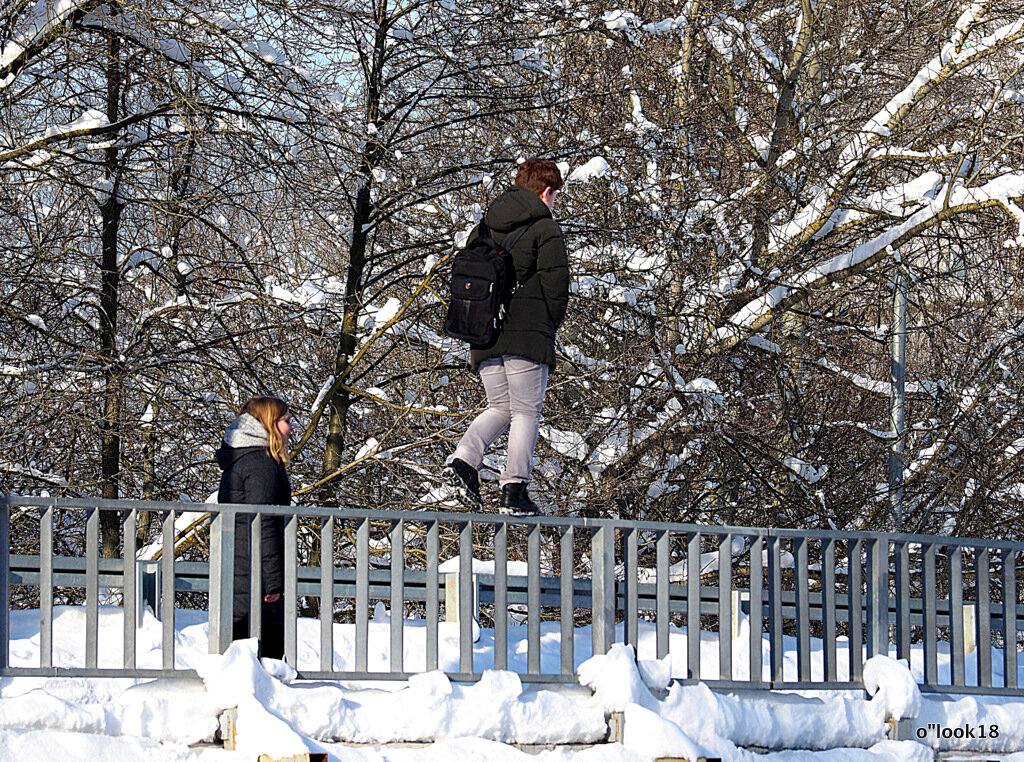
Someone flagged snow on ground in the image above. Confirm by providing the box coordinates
[2,606,1024,760]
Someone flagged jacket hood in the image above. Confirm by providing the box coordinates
[485,187,552,234]
[216,413,269,470]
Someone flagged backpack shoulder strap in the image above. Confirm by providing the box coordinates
[500,220,541,290]
[499,220,536,254]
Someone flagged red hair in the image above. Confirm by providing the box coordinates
[514,157,563,196]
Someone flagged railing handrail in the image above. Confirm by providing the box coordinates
[5,494,1024,551]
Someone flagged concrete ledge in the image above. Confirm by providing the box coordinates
[211,707,724,760]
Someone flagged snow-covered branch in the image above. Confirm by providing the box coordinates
[0,0,106,88]
[0,104,171,164]
[769,5,1024,257]
[710,174,1024,354]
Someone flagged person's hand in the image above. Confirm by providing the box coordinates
[263,593,281,603]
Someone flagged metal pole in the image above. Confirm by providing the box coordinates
[208,509,235,654]
[889,266,907,530]
[591,526,615,656]
[866,537,889,658]
[0,502,9,670]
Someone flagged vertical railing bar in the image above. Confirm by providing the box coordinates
[1003,549,1017,689]
[656,530,670,661]
[355,517,369,673]
[122,507,136,670]
[923,542,938,686]
[592,526,614,657]
[950,545,965,687]
[749,535,763,684]
[895,540,910,663]
[208,508,235,654]
[605,526,616,652]
[253,515,264,639]
[40,505,54,670]
[560,526,574,676]
[602,528,610,659]
[822,538,837,683]
[849,538,863,683]
[768,534,783,683]
[85,505,99,669]
[426,521,439,672]
[284,514,298,666]
[495,522,508,672]
[719,532,733,682]
[459,521,473,674]
[0,502,9,671]
[866,537,888,660]
[977,547,991,689]
[795,536,810,682]
[626,527,639,651]
[250,514,261,639]
[687,531,701,680]
[161,509,175,671]
[528,523,541,675]
[390,518,405,674]
[321,516,335,672]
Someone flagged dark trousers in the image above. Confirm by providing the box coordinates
[232,513,285,660]
[232,597,285,660]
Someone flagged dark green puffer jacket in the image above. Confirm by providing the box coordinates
[469,187,569,371]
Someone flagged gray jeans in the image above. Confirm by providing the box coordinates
[451,355,549,485]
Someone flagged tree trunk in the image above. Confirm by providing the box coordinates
[665,0,703,351]
[320,1,388,487]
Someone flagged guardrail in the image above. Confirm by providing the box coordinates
[2,496,1023,694]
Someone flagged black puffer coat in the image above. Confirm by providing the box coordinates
[216,413,290,658]
[469,187,569,371]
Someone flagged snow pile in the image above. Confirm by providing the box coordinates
[864,655,922,722]
[0,730,196,761]
[437,557,528,575]
[3,607,1024,760]
[662,683,888,752]
[580,645,931,759]
[0,675,219,761]
[622,703,707,762]
[915,694,1024,753]
[198,640,607,749]
[580,645,706,761]
[567,157,611,183]
[0,678,219,744]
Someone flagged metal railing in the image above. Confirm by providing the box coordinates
[2,495,1023,694]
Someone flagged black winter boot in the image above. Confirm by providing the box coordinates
[498,482,540,516]
[441,458,482,510]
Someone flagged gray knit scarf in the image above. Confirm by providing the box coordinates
[222,413,270,448]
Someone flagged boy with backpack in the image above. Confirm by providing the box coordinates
[442,157,569,515]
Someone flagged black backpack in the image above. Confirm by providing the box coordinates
[443,219,535,348]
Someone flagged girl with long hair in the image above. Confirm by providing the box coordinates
[216,396,294,659]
